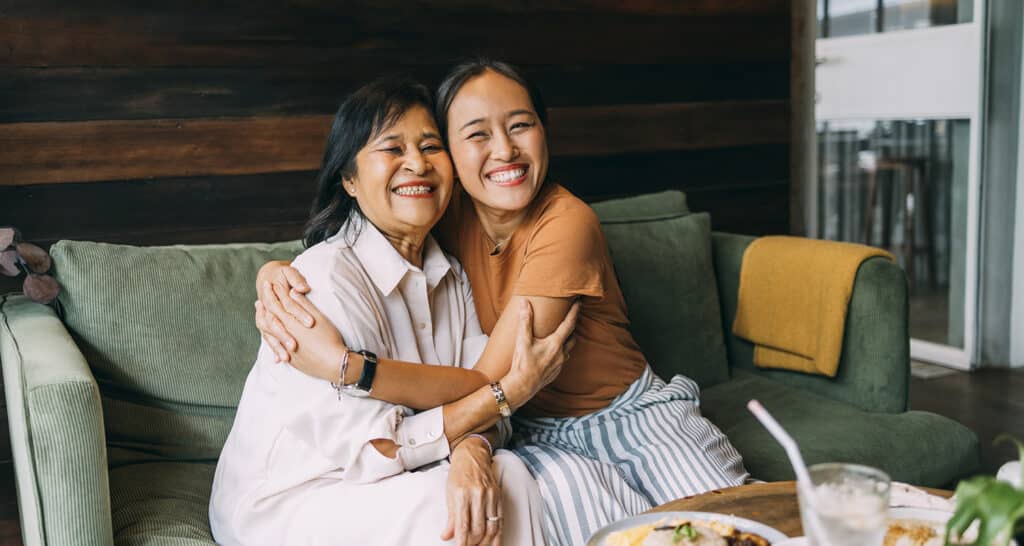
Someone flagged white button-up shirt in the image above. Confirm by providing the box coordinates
[210,220,491,545]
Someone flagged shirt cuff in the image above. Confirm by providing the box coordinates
[395,406,450,470]
[494,417,512,448]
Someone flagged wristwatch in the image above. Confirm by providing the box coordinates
[343,350,378,397]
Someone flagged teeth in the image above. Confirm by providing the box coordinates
[488,168,526,183]
[393,185,433,196]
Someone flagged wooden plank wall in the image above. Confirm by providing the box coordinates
[0,0,791,525]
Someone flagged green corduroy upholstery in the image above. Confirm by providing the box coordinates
[0,295,113,546]
[598,213,730,388]
[0,190,980,545]
[49,240,303,468]
[711,231,911,413]
[702,371,980,487]
[109,463,216,546]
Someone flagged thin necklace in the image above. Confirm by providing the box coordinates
[487,232,510,255]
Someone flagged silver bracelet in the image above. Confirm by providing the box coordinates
[463,433,494,456]
[329,350,350,401]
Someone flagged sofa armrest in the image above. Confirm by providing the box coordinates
[0,294,114,546]
[711,232,910,413]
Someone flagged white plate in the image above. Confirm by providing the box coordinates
[587,511,789,545]
[772,538,807,546]
[889,506,954,524]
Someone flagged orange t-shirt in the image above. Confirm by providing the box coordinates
[438,184,646,417]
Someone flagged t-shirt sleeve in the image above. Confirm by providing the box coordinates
[513,203,606,299]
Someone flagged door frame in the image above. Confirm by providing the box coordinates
[798,0,988,370]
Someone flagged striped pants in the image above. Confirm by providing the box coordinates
[511,367,748,546]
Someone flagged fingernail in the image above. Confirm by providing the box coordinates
[288,341,296,350]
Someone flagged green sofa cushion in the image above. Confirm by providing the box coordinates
[110,462,216,545]
[51,240,303,466]
[590,190,689,221]
[702,371,980,487]
[595,211,731,389]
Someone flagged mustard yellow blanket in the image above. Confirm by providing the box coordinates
[732,236,894,377]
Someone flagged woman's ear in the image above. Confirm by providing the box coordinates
[342,177,357,197]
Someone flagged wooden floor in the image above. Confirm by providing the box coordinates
[910,365,1024,475]
[0,367,1018,544]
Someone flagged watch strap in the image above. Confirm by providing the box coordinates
[354,350,378,392]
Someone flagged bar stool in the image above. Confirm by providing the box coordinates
[862,156,936,291]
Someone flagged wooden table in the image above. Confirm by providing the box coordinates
[648,481,952,538]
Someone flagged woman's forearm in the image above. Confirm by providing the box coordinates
[441,384,505,447]
[370,356,492,410]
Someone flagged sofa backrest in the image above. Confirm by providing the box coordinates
[50,189,730,465]
[591,192,730,388]
[51,240,303,466]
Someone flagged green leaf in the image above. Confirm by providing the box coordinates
[672,523,697,543]
[946,472,1024,545]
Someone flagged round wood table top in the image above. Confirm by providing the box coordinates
[647,481,952,539]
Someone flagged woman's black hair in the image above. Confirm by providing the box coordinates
[434,58,548,143]
[303,76,434,248]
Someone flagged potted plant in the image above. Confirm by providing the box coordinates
[946,436,1024,545]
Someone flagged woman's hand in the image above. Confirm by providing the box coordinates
[254,260,313,362]
[259,284,349,383]
[500,299,579,410]
[442,438,501,546]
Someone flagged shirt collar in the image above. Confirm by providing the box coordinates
[340,220,453,296]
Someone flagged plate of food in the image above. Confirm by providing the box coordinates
[885,507,952,546]
[587,511,789,546]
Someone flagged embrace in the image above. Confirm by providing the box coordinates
[209,59,749,546]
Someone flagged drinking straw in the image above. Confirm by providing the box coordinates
[747,399,829,544]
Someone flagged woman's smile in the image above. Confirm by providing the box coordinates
[391,179,438,198]
[485,163,529,187]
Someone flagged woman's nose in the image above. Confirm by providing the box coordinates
[490,132,518,162]
[403,150,431,174]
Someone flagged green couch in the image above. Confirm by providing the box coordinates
[0,191,979,545]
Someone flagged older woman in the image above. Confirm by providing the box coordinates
[210,78,570,546]
[258,60,749,546]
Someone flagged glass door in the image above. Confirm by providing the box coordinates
[813,0,984,369]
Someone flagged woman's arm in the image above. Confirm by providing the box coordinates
[256,261,576,411]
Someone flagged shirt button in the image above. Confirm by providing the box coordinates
[408,438,417,446]
[418,322,427,330]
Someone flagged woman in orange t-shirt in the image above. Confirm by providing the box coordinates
[257,60,748,546]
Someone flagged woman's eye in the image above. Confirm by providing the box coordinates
[379,147,402,155]
[421,144,444,153]
[510,121,535,131]
[466,131,487,140]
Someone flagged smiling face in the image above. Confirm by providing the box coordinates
[343,104,454,240]
[446,70,549,218]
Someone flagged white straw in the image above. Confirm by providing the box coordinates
[747,400,813,487]
[747,399,830,544]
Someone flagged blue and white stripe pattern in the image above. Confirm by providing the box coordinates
[511,366,748,546]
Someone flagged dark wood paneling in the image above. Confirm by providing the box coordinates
[2,172,315,246]
[1,101,787,186]
[0,116,330,186]
[554,144,789,200]
[0,62,790,123]
[549,100,788,157]
[2,8,788,68]
[4,145,786,249]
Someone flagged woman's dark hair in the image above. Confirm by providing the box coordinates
[303,77,434,248]
[434,58,548,142]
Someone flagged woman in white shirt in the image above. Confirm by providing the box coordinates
[209,78,573,546]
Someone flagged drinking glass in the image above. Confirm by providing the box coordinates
[797,463,891,546]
